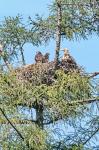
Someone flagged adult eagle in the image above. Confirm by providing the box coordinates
[61,48,78,69]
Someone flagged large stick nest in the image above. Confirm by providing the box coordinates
[14,50,82,85]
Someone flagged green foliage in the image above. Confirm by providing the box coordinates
[23,125,47,150]
[29,0,99,44]
[0,16,26,48]
[0,71,93,123]
[0,0,99,149]
[0,15,42,66]
[0,15,27,65]
[0,67,94,149]
[0,69,92,109]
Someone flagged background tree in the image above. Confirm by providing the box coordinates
[0,15,41,67]
[0,15,27,66]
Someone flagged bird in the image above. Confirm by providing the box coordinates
[61,48,76,62]
[42,53,49,63]
[35,51,43,63]
[60,48,78,69]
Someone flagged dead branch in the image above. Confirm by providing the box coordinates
[89,72,99,78]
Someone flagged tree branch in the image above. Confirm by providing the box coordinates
[61,1,98,7]
[2,97,98,109]
[0,107,32,148]
[83,127,99,145]
[89,72,99,78]
[0,118,36,124]
[0,98,99,127]
[67,97,99,105]
[0,107,24,140]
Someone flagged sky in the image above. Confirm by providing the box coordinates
[0,0,99,73]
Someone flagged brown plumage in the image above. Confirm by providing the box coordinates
[35,51,43,63]
[35,51,49,64]
[42,53,49,63]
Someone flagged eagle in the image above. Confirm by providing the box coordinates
[35,51,49,64]
[42,53,49,63]
[61,48,78,70]
[35,51,43,63]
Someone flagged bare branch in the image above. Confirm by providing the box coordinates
[67,97,99,105]
[0,118,36,124]
[0,107,24,140]
[14,97,99,108]
[89,72,99,78]
[0,107,31,148]
[83,127,99,145]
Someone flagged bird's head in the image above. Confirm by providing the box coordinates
[45,52,50,56]
[60,48,69,54]
[36,51,42,55]
[61,48,69,55]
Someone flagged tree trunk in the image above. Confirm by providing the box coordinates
[3,59,12,71]
[55,0,62,68]
[20,46,26,66]
[36,104,43,129]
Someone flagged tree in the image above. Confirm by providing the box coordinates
[0,0,99,150]
[1,66,97,149]
[0,15,27,66]
[29,0,99,66]
[0,15,41,67]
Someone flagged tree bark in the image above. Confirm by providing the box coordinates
[3,58,12,71]
[55,0,62,68]
[20,46,26,66]
[36,104,43,129]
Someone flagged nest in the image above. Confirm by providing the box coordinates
[14,59,81,86]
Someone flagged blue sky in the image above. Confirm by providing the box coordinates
[0,0,99,72]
